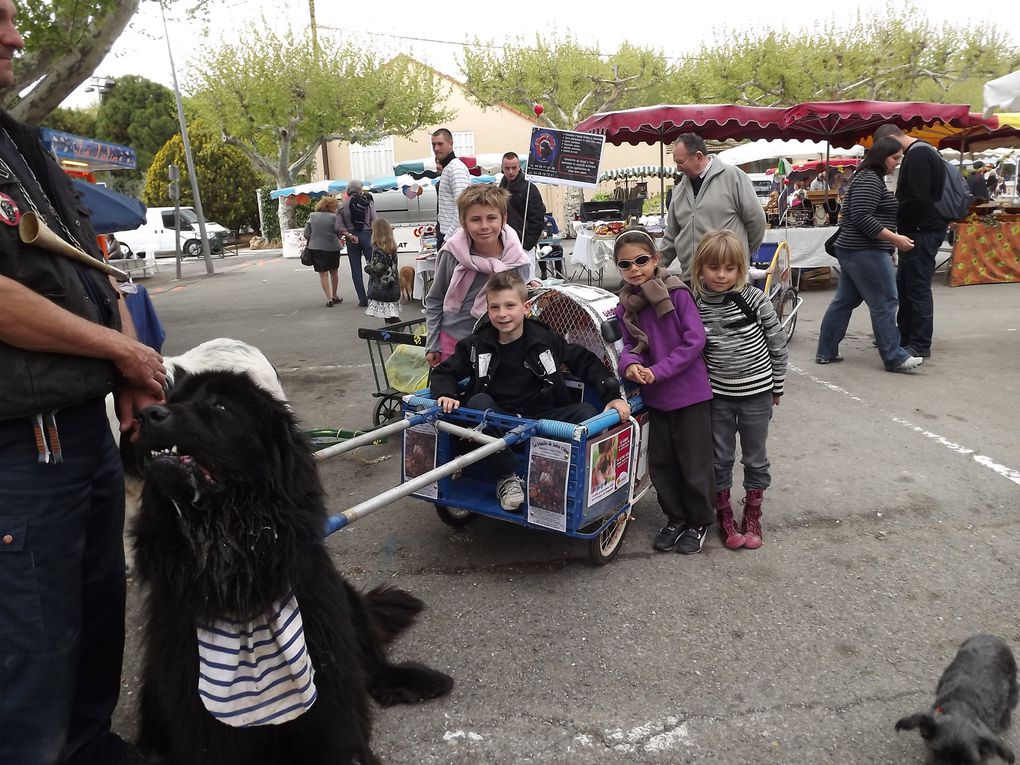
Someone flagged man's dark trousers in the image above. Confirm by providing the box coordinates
[896,226,947,356]
[0,398,127,765]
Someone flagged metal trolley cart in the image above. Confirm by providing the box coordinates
[357,318,430,426]
[320,285,653,565]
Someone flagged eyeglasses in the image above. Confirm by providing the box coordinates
[616,254,652,270]
[675,151,700,170]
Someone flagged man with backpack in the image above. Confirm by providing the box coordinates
[334,179,376,307]
[873,124,952,360]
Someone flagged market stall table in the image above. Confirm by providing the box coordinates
[570,231,613,285]
[413,254,437,300]
[762,226,839,269]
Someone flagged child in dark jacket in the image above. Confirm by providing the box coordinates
[429,271,630,511]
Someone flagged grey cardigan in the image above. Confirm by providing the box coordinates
[303,211,342,252]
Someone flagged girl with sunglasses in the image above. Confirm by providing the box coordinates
[614,228,715,555]
[691,230,788,551]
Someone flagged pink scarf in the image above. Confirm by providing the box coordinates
[441,225,531,318]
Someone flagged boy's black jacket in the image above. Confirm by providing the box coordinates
[428,317,623,414]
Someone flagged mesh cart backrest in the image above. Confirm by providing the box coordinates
[531,285,622,373]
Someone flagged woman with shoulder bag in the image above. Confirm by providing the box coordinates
[815,137,923,374]
[303,196,343,307]
[365,219,402,324]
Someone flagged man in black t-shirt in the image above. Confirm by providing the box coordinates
[873,124,948,359]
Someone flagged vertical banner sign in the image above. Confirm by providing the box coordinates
[525,127,605,189]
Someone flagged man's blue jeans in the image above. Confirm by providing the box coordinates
[345,228,370,306]
[0,399,127,765]
[896,226,947,356]
[817,247,911,370]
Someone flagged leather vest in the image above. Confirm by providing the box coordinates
[0,113,121,421]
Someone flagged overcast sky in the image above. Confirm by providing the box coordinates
[61,0,1020,110]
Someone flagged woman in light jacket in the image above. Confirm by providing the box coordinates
[303,196,343,307]
[815,137,922,373]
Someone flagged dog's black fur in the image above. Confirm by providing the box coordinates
[132,370,453,765]
[896,635,1018,764]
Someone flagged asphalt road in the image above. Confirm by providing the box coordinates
[112,249,1020,764]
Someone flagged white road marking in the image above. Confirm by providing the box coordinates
[443,730,483,742]
[793,365,1020,487]
[277,364,372,373]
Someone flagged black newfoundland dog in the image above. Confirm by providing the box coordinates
[132,369,452,764]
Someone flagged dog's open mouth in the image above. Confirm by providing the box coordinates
[148,445,216,487]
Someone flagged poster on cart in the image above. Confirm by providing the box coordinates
[586,423,632,507]
[403,423,438,499]
[526,437,571,532]
[632,411,651,496]
[525,127,605,189]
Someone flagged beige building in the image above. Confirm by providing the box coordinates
[311,58,665,224]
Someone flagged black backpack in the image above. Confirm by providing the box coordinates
[908,142,974,221]
[348,192,371,227]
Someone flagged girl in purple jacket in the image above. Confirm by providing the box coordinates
[614,228,715,555]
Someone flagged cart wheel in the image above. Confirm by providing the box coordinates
[435,505,475,528]
[372,396,402,426]
[780,289,799,342]
[588,510,630,566]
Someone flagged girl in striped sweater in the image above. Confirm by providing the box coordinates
[692,230,788,550]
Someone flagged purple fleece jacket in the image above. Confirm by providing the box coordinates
[616,288,713,412]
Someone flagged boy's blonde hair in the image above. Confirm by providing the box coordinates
[457,185,509,227]
[691,230,748,296]
[484,271,528,303]
[371,218,397,255]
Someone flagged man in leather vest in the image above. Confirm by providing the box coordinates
[0,2,165,762]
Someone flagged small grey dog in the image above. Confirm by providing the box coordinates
[896,635,1018,764]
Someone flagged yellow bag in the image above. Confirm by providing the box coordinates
[384,344,430,393]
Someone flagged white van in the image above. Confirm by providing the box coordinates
[114,207,231,258]
[747,173,774,207]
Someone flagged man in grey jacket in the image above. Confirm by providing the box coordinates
[659,133,766,281]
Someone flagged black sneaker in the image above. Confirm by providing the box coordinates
[675,525,709,555]
[653,523,684,552]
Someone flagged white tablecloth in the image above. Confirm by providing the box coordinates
[413,255,437,299]
[571,231,615,271]
[762,226,838,269]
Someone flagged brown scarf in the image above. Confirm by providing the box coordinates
[619,267,688,354]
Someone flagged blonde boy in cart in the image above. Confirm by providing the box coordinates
[429,272,630,512]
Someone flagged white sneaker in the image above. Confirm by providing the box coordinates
[497,475,525,511]
[891,355,923,373]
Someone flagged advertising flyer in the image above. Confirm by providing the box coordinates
[525,127,605,189]
[632,411,651,496]
[526,437,570,532]
[403,424,438,499]
[586,424,632,507]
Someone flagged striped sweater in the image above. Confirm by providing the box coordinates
[695,284,788,398]
[835,168,898,252]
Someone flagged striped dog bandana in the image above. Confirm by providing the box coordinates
[196,592,318,727]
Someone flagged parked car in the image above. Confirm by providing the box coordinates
[113,207,232,259]
[747,173,774,208]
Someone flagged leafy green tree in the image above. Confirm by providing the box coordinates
[460,35,672,130]
[143,122,263,232]
[41,106,99,136]
[666,12,1018,107]
[5,0,141,123]
[95,75,178,172]
[187,32,451,231]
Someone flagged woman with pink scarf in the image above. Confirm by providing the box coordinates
[424,185,534,365]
